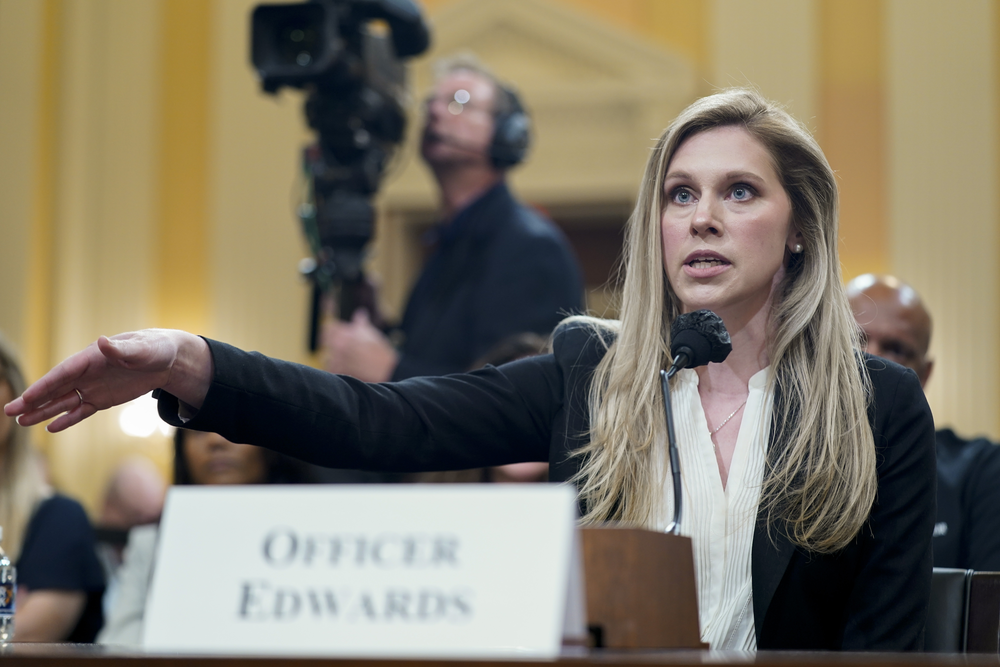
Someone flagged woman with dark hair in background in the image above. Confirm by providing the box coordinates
[0,334,104,642]
[8,88,935,651]
[172,428,308,487]
[98,429,307,646]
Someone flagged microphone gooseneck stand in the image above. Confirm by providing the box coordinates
[660,367,683,535]
[660,310,733,536]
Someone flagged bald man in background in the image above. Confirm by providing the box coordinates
[96,457,166,617]
[847,274,1000,571]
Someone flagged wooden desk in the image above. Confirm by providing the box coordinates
[3,645,1000,667]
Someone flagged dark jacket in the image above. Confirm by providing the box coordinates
[391,181,583,380]
[933,428,1000,571]
[159,323,935,650]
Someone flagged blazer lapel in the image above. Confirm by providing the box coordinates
[751,375,797,643]
[752,517,795,643]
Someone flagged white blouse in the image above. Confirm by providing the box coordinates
[655,367,772,651]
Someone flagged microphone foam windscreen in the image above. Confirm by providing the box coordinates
[670,310,732,368]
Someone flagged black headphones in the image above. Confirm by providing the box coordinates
[489,85,531,170]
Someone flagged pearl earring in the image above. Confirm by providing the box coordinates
[792,244,803,254]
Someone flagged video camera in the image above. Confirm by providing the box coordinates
[251,0,430,350]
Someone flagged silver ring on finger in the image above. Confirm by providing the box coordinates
[74,388,84,407]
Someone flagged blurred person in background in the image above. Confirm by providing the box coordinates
[316,54,583,486]
[98,457,166,532]
[847,273,1000,571]
[98,428,308,646]
[95,457,166,619]
[322,53,583,383]
[0,334,104,642]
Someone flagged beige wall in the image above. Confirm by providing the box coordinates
[709,0,818,125]
[887,0,1000,439]
[205,0,313,359]
[0,0,42,357]
[0,0,171,512]
[2,0,1000,515]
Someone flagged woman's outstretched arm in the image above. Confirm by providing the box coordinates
[157,337,561,472]
[4,329,213,432]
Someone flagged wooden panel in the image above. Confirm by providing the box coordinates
[581,527,703,649]
[13,642,1000,664]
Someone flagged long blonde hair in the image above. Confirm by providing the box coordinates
[571,88,876,553]
[0,335,50,561]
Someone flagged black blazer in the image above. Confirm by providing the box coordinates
[160,323,935,650]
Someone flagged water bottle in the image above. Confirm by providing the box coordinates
[0,526,14,644]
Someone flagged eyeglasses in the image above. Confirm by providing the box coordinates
[424,88,489,116]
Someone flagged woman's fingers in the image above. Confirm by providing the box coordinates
[5,330,177,428]
[45,401,99,433]
[15,349,93,411]
[3,394,27,418]
[4,329,204,433]
[13,391,83,428]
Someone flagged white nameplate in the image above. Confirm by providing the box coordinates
[143,484,584,658]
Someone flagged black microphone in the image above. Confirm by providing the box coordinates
[668,309,732,376]
[660,310,732,534]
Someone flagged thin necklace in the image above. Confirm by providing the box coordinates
[710,397,748,436]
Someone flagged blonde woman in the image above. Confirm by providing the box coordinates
[0,336,104,641]
[6,89,934,650]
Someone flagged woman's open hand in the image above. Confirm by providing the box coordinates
[3,329,212,433]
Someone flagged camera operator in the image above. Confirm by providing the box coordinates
[323,54,584,382]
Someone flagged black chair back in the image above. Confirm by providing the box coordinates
[966,571,1000,653]
[926,567,971,652]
